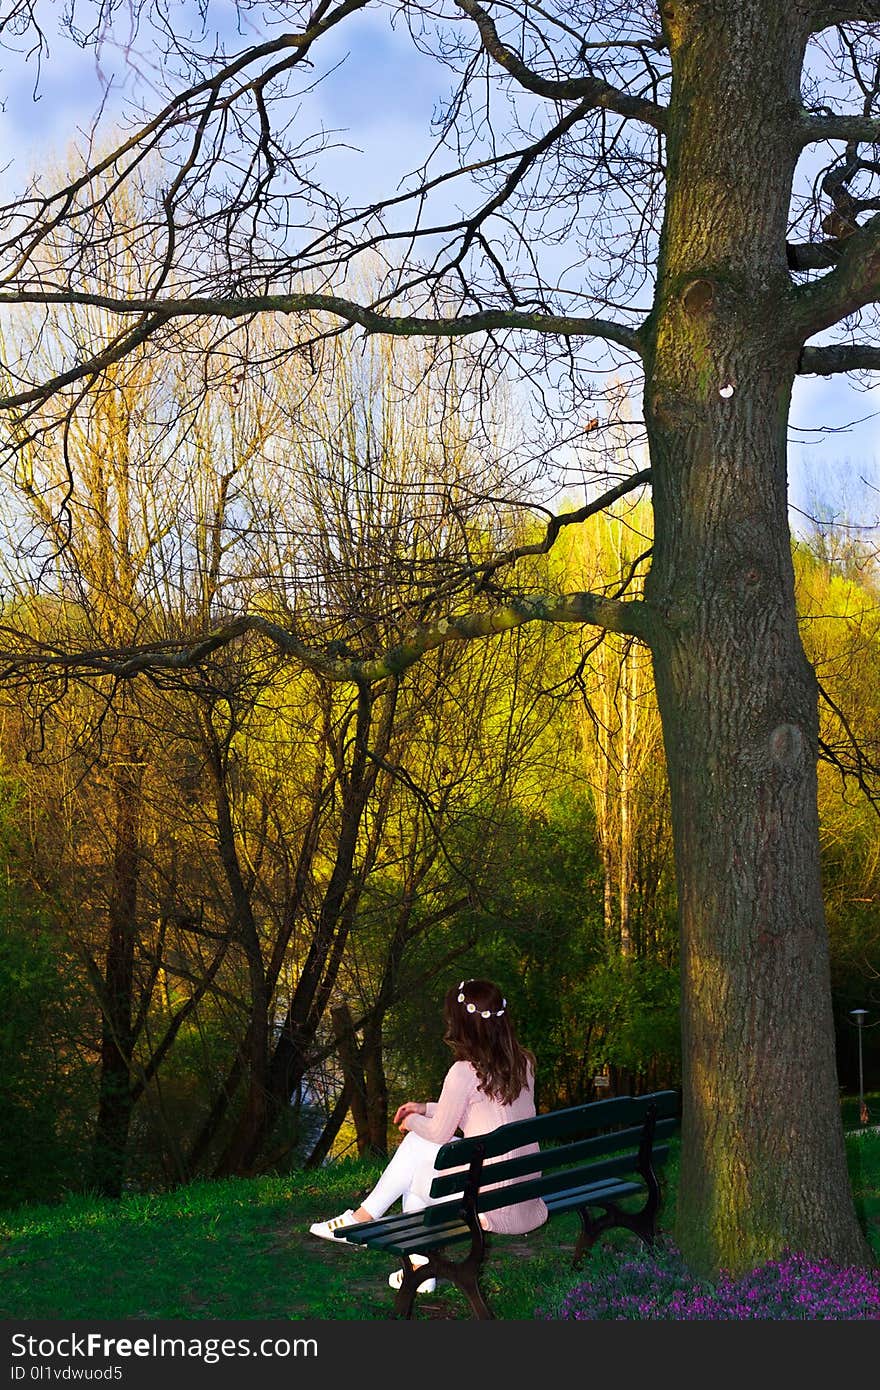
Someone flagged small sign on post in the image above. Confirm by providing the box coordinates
[593,1074,610,1089]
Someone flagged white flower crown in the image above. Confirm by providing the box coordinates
[457,980,506,1018]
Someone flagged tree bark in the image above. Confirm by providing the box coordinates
[619,643,633,956]
[361,1035,389,1156]
[206,721,272,1178]
[643,1,871,1274]
[90,756,141,1197]
[331,1003,372,1156]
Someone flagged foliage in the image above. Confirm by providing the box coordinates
[380,792,607,1108]
[432,792,680,1104]
[576,955,680,1082]
[794,537,880,1084]
[0,778,92,1206]
[0,524,876,1198]
[548,500,674,960]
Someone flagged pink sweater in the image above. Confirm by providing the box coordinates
[402,1059,548,1235]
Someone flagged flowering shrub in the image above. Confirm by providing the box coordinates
[545,1241,880,1320]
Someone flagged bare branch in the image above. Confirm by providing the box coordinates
[793,210,880,335]
[0,591,653,691]
[787,241,845,270]
[810,3,880,25]
[453,0,668,131]
[0,292,643,411]
[817,678,880,817]
[474,467,652,589]
[0,310,171,410]
[798,342,880,372]
[799,113,880,146]
[0,0,371,256]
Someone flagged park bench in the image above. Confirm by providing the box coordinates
[337,1088,680,1319]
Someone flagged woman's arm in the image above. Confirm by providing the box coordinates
[392,1101,426,1126]
[400,1062,473,1143]
[392,1098,440,1126]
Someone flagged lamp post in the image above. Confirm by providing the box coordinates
[850,1009,868,1125]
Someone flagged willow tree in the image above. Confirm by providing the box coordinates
[1,0,879,1274]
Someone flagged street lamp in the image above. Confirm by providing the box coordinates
[849,1009,869,1125]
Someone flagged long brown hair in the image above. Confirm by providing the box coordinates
[443,979,535,1105]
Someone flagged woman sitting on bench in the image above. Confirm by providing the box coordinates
[309,977,548,1292]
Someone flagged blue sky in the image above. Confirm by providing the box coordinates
[1,3,876,531]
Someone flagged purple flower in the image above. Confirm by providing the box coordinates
[540,1244,880,1321]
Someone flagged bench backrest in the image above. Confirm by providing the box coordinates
[427,1089,680,1208]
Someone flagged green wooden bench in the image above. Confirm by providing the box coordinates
[337,1088,680,1318]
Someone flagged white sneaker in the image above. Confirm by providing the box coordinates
[388,1254,436,1293]
[309,1209,358,1241]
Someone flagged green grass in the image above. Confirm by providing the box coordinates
[0,1125,877,1321]
[847,1126,880,1264]
[0,1156,587,1320]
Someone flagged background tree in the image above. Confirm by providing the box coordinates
[549,496,672,959]
[795,522,880,1085]
[0,264,567,1187]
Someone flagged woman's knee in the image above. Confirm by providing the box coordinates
[399,1130,440,1159]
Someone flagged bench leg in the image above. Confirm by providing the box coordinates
[572,1154,663,1267]
[431,1248,494,1320]
[573,1196,659,1269]
[390,1219,494,1321]
[389,1252,494,1320]
[392,1257,433,1320]
[392,1245,494,1317]
[457,1267,494,1321]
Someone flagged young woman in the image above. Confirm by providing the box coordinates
[309,978,547,1292]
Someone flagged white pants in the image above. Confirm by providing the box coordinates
[360,1130,443,1219]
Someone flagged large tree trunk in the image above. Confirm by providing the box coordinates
[643,3,871,1275]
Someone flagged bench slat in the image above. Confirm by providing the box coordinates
[424,1144,669,1224]
[343,1206,464,1239]
[356,1221,473,1255]
[544,1179,642,1212]
[336,1196,464,1243]
[433,1090,679,1169]
[429,1115,679,1198]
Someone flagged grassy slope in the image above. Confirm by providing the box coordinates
[1,1123,877,1322]
[0,1154,586,1321]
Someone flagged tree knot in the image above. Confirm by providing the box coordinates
[682,279,716,315]
[768,723,803,767]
